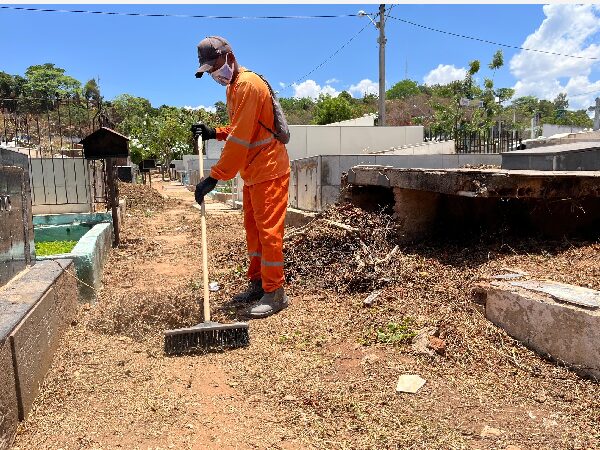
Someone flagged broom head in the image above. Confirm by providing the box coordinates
[164,321,249,355]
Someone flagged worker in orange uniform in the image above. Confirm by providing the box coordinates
[192,36,290,319]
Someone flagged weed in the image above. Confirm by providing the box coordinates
[374,318,416,345]
[35,240,77,256]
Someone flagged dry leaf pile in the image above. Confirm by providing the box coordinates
[118,181,166,211]
[284,203,405,293]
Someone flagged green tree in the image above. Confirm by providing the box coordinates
[0,72,25,99]
[553,92,569,111]
[338,90,353,102]
[312,94,353,125]
[24,63,81,99]
[386,79,420,100]
[488,50,504,72]
[214,100,228,124]
[83,79,101,103]
[109,94,154,137]
[279,96,315,125]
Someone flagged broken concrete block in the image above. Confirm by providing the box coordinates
[483,280,600,379]
[363,291,380,307]
[396,374,426,394]
[427,336,446,355]
[412,327,442,356]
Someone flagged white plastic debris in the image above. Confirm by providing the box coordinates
[209,281,220,292]
[396,374,426,394]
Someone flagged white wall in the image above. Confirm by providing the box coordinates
[286,125,424,160]
[326,114,376,126]
[29,158,92,214]
[542,124,586,137]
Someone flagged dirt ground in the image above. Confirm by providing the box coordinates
[12,177,600,450]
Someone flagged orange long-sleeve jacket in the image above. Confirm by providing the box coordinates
[210,68,290,186]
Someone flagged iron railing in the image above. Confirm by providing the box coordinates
[455,129,521,154]
[425,127,522,154]
[0,97,107,207]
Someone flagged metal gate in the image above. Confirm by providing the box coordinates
[0,97,107,213]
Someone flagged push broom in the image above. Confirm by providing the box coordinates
[164,134,249,355]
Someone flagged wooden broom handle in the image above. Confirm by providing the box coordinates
[198,136,211,323]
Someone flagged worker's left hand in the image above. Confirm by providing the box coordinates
[195,176,218,205]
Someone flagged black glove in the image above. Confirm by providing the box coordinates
[191,123,216,141]
[195,176,218,205]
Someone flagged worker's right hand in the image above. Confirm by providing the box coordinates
[191,123,216,141]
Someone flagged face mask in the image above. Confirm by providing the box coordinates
[211,54,234,86]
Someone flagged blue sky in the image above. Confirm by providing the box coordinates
[1,4,599,111]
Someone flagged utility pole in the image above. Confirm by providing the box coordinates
[378,4,387,127]
[358,5,387,126]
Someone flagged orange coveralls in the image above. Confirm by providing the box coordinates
[210,68,290,293]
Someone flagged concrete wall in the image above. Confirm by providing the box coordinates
[290,153,502,211]
[0,259,77,448]
[325,114,376,126]
[542,124,587,137]
[286,125,424,161]
[502,143,600,171]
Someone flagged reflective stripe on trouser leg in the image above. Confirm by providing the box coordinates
[247,173,290,293]
[243,183,262,281]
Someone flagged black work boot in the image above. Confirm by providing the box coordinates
[231,279,264,304]
[246,287,289,319]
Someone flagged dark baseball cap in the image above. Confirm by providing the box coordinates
[195,36,232,78]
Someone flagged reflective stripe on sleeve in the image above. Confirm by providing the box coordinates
[226,134,274,149]
[249,252,262,258]
[226,135,251,147]
[249,136,274,148]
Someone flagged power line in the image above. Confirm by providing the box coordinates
[0,5,368,20]
[388,15,600,61]
[568,88,600,98]
[279,21,373,93]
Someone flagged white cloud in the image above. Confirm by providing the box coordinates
[292,78,382,100]
[326,78,340,84]
[510,4,600,109]
[183,105,216,113]
[348,79,378,97]
[292,80,340,99]
[423,64,467,85]
[278,82,286,88]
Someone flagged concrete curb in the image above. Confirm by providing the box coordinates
[0,259,77,449]
[36,223,113,302]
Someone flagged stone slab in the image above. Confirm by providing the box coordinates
[0,339,17,450]
[347,167,600,199]
[285,207,317,228]
[509,280,599,309]
[484,281,600,380]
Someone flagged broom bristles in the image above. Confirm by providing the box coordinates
[164,322,249,355]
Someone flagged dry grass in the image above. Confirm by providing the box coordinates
[14,184,600,450]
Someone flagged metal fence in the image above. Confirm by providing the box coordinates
[0,97,107,209]
[455,129,521,154]
[425,128,522,154]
